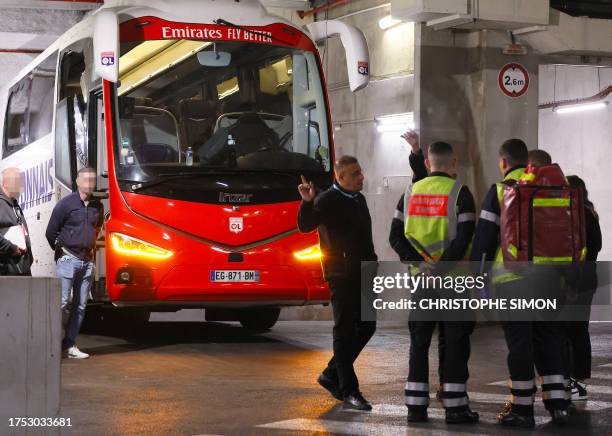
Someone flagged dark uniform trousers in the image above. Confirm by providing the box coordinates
[406,317,475,412]
[322,275,376,397]
[499,278,568,415]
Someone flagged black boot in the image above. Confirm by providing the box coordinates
[317,373,342,401]
[497,409,535,429]
[343,391,372,411]
[407,408,428,423]
[550,409,569,426]
[446,407,479,424]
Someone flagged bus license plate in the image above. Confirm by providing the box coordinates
[210,270,260,283]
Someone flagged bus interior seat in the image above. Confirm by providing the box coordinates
[178,99,218,149]
[221,102,279,155]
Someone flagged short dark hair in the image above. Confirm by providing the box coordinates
[334,155,358,174]
[427,141,455,167]
[528,149,552,166]
[77,167,96,177]
[499,139,528,167]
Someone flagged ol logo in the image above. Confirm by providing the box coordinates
[229,217,243,234]
[101,51,115,66]
[358,61,369,76]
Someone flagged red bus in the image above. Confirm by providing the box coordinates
[0,0,369,330]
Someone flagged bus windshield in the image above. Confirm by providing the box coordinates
[115,40,331,184]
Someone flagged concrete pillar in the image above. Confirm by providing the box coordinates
[414,24,540,202]
[0,278,61,421]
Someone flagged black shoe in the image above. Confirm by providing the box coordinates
[317,374,342,401]
[343,392,372,411]
[550,409,569,426]
[407,408,428,422]
[446,408,479,424]
[497,410,535,428]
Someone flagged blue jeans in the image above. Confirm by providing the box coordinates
[57,255,93,350]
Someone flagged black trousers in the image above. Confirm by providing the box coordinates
[502,320,567,414]
[564,291,594,380]
[322,276,376,397]
[406,320,474,411]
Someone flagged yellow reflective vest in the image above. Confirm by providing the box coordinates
[404,176,463,263]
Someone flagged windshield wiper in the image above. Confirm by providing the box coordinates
[214,18,291,45]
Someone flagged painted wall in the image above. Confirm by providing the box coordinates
[321,0,416,263]
[539,64,612,260]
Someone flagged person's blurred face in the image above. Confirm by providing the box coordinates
[337,162,364,192]
[1,168,23,200]
[77,170,97,196]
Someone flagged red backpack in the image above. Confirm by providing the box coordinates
[500,164,586,265]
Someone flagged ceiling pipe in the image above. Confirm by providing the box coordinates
[539,85,612,110]
[0,49,44,54]
[46,0,103,3]
[298,0,352,19]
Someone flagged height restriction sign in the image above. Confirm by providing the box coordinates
[498,63,529,98]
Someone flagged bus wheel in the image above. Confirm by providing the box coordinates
[238,307,280,331]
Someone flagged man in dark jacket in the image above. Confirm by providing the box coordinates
[297,155,377,411]
[0,167,33,276]
[46,167,104,359]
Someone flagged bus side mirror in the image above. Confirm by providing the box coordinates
[305,20,370,92]
[93,10,119,82]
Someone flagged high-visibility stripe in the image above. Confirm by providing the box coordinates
[521,173,536,182]
[403,185,412,221]
[542,390,566,400]
[581,247,587,261]
[540,375,565,384]
[507,244,518,258]
[533,256,572,264]
[405,382,429,391]
[446,181,462,241]
[511,394,535,405]
[457,212,475,223]
[443,383,466,392]
[442,397,468,407]
[479,210,500,225]
[533,198,570,207]
[509,379,535,390]
[405,396,429,406]
[393,209,404,221]
[406,236,435,261]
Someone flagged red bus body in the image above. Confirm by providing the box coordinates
[101,17,333,310]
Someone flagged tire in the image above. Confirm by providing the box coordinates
[238,307,280,331]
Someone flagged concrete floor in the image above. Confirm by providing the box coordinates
[54,315,612,435]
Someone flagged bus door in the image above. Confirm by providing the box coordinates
[54,42,110,301]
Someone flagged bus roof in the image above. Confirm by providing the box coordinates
[1,0,310,97]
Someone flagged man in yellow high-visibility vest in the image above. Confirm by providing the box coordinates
[471,139,569,428]
[403,141,478,424]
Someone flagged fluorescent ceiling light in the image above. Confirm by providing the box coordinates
[119,40,211,95]
[376,112,414,133]
[553,101,609,114]
[379,15,402,30]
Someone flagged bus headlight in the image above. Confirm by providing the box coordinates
[293,245,322,261]
[110,233,173,259]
